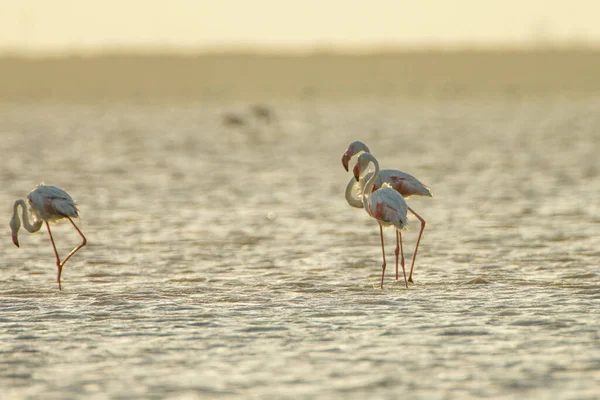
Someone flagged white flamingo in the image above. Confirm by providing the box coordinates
[342,141,432,283]
[353,153,409,289]
[9,184,87,290]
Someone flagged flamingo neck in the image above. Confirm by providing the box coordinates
[13,199,43,233]
[362,156,380,214]
[344,177,364,208]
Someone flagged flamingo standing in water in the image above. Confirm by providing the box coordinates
[353,153,409,289]
[342,141,432,283]
[9,184,87,290]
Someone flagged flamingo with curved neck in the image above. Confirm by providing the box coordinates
[9,184,87,290]
[353,153,409,289]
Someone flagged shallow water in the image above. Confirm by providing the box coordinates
[1,95,599,399]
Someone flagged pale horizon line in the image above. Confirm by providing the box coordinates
[2,40,600,59]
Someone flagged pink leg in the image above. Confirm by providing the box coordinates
[60,217,87,268]
[395,231,398,280]
[379,225,386,289]
[396,231,408,288]
[407,206,426,283]
[394,231,405,281]
[45,218,87,291]
[45,222,63,290]
[400,233,405,278]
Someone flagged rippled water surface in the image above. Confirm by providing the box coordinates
[1,94,599,399]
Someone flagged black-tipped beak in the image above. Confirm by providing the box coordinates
[12,231,19,247]
[341,154,349,171]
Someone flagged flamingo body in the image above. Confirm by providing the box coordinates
[27,185,79,223]
[346,169,432,207]
[368,183,408,231]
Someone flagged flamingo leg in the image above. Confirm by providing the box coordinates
[394,231,405,281]
[58,217,87,270]
[45,218,87,290]
[395,231,408,288]
[45,222,63,290]
[407,206,426,284]
[400,233,405,280]
[379,224,386,289]
[395,231,399,280]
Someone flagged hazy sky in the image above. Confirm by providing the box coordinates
[1,0,599,53]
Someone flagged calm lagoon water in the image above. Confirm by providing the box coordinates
[1,54,599,399]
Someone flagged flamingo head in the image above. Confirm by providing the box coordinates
[353,159,362,182]
[341,141,370,171]
[353,152,377,182]
[12,231,19,247]
[9,213,20,247]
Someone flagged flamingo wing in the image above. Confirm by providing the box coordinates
[49,198,79,219]
[28,185,79,220]
[378,169,432,198]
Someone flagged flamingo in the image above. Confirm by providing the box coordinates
[9,184,87,290]
[353,153,409,289]
[250,104,274,124]
[342,141,432,283]
[222,112,247,127]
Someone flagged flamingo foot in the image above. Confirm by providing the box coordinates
[57,265,63,291]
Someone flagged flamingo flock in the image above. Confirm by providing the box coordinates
[7,140,429,291]
[342,141,432,289]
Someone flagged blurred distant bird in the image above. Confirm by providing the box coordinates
[353,153,409,289]
[222,112,247,127]
[9,184,87,290]
[222,104,276,134]
[250,104,274,124]
[342,141,432,283]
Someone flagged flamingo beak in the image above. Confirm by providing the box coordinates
[12,231,20,247]
[353,164,361,182]
[341,150,353,171]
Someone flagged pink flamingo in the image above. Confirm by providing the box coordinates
[353,153,408,289]
[9,184,87,290]
[342,141,432,283]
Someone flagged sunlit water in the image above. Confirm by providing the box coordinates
[1,96,599,399]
